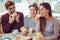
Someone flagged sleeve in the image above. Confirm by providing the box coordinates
[45,20,59,40]
[35,24,40,32]
[19,13,24,27]
[1,16,12,33]
[13,13,24,31]
[24,16,28,26]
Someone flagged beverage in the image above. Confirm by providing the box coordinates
[16,34,20,40]
[12,30,18,36]
[36,32,43,40]
[26,36,32,40]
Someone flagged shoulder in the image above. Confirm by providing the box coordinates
[17,12,23,15]
[24,15,31,22]
[52,17,59,23]
[51,17,59,25]
[24,15,29,20]
[25,15,28,18]
[2,13,9,19]
[17,12,24,17]
[17,12,24,18]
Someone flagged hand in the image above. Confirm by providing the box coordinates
[12,12,17,19]
[42,37,46,40]
[35,14,40,25]
[26,36,32,40]
[32,28,35,33]
[20,26,29,35]
[37,37,46,40]
[9,15,15,24]
[15,14,20,23]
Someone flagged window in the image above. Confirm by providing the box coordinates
[0,0,29,16]
[13,0,21,3]
[0,0,6,2]
[44,0,60,20]
[44,0,60,13]
[0,0,3,2]
[0,0,21,3]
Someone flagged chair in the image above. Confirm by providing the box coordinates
[0,24,4,34]
[0,17,4,34]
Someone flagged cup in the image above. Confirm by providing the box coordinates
[33,36,37,40]
[29,28,33,34]
[3,37,11,40]
[16,34,20,40]
[12,30,18,36]
[36,32,43,39]
[26,36,32,40]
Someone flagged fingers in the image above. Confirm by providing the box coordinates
[9,15,15,24]
[9,12,19,23]
[9,17,14,24]
[15,14,20,22]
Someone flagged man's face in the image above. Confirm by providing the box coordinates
[7,5,15,14]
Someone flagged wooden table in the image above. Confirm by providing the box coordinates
[0,33,16,40]
[0,33,37,40]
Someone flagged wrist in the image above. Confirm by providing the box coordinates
[43,37,46,40]
[9,21,12,24]
[16,19,20,23]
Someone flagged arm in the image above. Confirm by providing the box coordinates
[13,13,24,31]
[24,16,28,26]
[35,24,40,32]
[17,13,24,27]
[45,20,59,40]
[2,16,12,33]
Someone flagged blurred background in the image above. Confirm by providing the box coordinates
[0,0,60,20]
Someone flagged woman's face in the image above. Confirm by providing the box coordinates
[39,5,49,17]
[29,6,37,17]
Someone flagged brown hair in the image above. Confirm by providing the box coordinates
[39,2,52,17]
[29,3,38,11]
[39,2,52,34]
[5,1,15,9]
[40,17,46,34]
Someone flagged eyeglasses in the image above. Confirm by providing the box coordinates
[8,6,15,10]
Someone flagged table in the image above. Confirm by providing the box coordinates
[1,32,58,40]
[0,33,17,40]
[0,33,37,40]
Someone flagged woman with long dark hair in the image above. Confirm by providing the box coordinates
[35,2,59,40]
